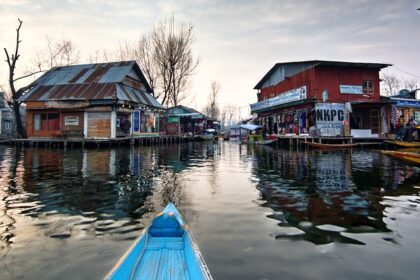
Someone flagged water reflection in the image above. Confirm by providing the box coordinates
[249,147,419,245]
[0,142,222,253]
[0,142,419,280]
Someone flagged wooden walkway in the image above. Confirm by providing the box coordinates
[0,135,197,148]
[276,135,385,149]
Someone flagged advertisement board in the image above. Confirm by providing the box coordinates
[316,103,347,136]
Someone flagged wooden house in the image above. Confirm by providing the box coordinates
[252,60,391,137]
[21,61,163,139]
[165,105,212,136]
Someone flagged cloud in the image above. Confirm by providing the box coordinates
[0,0,419,111]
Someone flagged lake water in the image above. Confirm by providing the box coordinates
[0,142,419,280]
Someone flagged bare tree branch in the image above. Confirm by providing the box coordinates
[381,72,400,96]
[203,81,221,120]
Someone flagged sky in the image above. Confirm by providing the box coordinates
[1,0,420,117]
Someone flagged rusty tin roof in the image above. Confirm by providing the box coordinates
[22,61,162,108]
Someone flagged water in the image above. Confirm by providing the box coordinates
[0,142,419,280]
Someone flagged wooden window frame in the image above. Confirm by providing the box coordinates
[363,80,374,95]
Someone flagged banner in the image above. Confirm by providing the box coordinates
[250,86,307,112]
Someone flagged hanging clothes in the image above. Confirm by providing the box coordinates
[305,112,309,129]
[301,112,306,130]
[391,105,399,129]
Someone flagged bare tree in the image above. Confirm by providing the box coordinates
[94,17,198,106]
[151,17,199,107]
[112,39,160,99]
[32,35,80,71]
[203,81,221,120]
[88,48,111,64]
[402,77,418,91]
[381,73,400,96]
[2,20,80,138]
[224,105,236,126]
[135,36,159,99]
[3,19,30,138]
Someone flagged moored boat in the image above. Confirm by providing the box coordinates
[384,140,420,148]
[198,129,216,141]
[198,134,214,141]
[105,203,212,280]
[381,150,420,165]
[251,139,277,145]
[301,141,358,149]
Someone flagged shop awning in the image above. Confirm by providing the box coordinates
[240,124,261,131]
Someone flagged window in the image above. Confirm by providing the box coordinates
[363,80,374,95]
[34,114,41,131]
[34,113,60,131]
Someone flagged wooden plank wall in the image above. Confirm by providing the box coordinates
[87,112,111,138]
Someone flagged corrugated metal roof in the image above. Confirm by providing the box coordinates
[22,61,162,108]
[254,60,392,89]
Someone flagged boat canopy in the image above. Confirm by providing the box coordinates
[240,124,261,131]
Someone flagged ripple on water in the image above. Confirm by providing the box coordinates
[0,144,420,280]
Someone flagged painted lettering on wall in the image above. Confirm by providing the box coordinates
[316,109,344,122]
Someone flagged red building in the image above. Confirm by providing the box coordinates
[251,60,391,137]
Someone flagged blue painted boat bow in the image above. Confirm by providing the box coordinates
[105,203,212,280]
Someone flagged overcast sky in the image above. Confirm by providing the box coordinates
[1,0,419,115]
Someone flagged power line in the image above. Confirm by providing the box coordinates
[391,66,420,79]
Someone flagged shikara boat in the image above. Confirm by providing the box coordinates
[198,134,214,141]
[301,141,358,149]
[381,150,420,165]
[198,129,216,141]
[250,139,277,145]
[105,203,212,280]
[384,140,420,148]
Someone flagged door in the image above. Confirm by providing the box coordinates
[370,109,380,134]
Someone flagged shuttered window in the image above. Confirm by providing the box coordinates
[34,113,60,131]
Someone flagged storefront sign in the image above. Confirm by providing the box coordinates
[340,85,363,94]
[64,116,79,126]
[168,116,180,123]
[250,86,307,112]
[315,103,347,136]
[391,98,420,109]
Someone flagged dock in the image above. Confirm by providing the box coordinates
[276,135,385,149]
[0,135,197,149]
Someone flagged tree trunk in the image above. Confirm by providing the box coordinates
[13,101,26,138]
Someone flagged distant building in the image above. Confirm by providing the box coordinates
[387,89,420,122]
[21,61,163,139]
[0,92,14,139]
[252,60,391,138]
[165,105,214,136]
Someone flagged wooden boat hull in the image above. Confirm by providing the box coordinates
[251,139,277,145]
[381,150,420,165]
[198,135,214,141]
[384,140,420,148]
[105,203,212,280]
[301,141,358,149]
